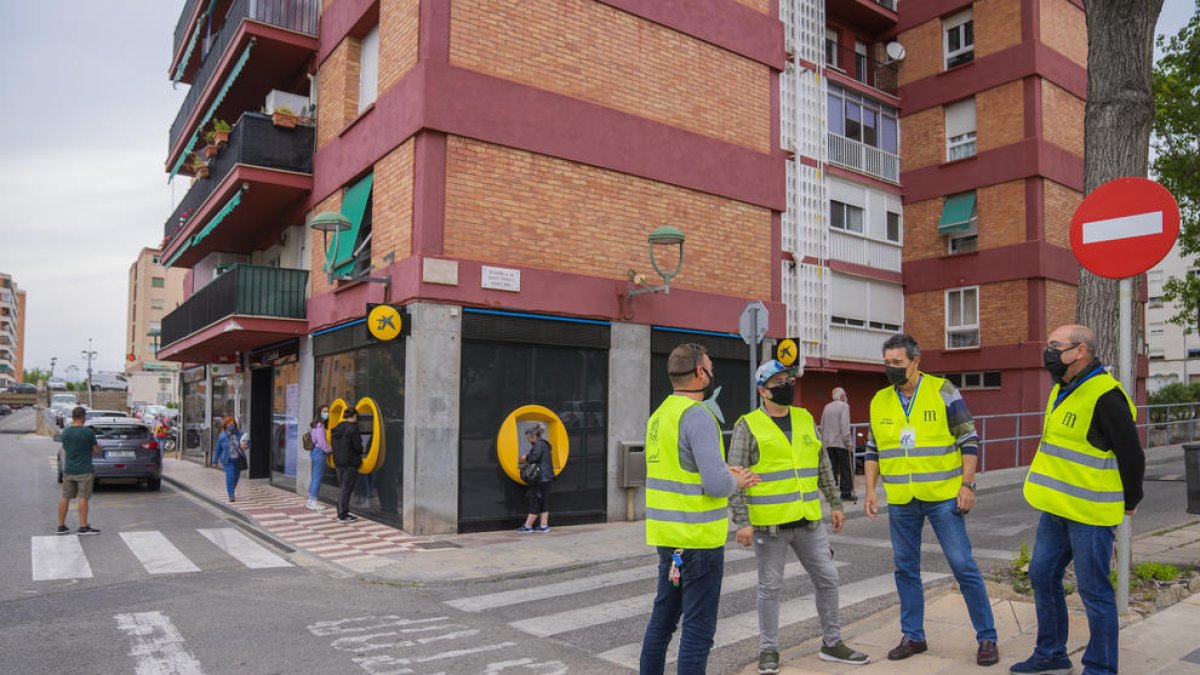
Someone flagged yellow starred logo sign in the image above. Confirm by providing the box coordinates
[368,305,403,341]
[776,338,798,367]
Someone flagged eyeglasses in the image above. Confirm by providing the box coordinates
[1046,340,1080,351]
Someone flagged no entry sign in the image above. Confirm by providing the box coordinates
[1069,177,1180,279]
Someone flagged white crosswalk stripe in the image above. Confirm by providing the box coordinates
[31,535,93,581]
[120,531,201,575]
[198,528,293,569]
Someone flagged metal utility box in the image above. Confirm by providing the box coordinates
[619,442,646,488]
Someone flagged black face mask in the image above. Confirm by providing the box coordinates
[700,368,716,399]
[1043,347,1071,383]
[766,381,794,405]
[885,365,909,387]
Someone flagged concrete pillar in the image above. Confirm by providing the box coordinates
[295,336,315,496]
[402,302,462,535]
[606,322,651,522]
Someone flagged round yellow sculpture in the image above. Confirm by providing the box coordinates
[497,405,569,484]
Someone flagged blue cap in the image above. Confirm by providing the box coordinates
[755,360,792,386]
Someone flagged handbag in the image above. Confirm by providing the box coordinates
[520,461,541,484]
[235,450,248,471]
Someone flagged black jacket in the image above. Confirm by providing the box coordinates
[330,420,363,468]
[525,439,554,484]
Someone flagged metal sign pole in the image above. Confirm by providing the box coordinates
[750,307,759,412]
[1116,276,1133,614]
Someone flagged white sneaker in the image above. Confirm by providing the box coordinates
[306,500,324,511]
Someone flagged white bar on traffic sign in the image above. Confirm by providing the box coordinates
[1081,211,1163,244]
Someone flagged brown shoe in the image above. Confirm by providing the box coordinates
[886,636,928,661]
[977,639,999,666]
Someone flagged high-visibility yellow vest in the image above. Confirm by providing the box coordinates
[869,374,962,505]
[645,395,729,549]
[1024,370,1133,527]
[741,408,823,525]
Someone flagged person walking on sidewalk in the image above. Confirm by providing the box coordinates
[820,387,857,503]
[864,333,999,666]
[57,406,101,535]
[639,342,760,675]
[1010,324,1145,675]
[331,408,363,523]
[213,417,245,502]
[305,406,331,511]
[730,361,870,674]
[516,424,555,532]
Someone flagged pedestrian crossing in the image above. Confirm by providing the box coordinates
[29,527,293,581]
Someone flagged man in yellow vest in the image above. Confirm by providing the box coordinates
[729,360,870,674]
[640,342,760,675]
[865,334,998,666]
[1010,325,1143,675]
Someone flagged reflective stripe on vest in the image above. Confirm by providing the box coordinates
[868,374,962,505]
[1023,371,1132,526]
[741,408,823,525]
[645,395,729,548]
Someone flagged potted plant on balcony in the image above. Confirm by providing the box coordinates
[271,106,298,129]
[202,131,220,159]
[211,118,231,144]
[188,154,209,179]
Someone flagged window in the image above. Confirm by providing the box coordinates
[151,277,165,288]
[827,85,899,154]
[886,212,901,243]
[943,371,1002,389]
[830,200,865,233]
[1148,270,1164,284]
[1149,296,1164,309]
[1189,348,1200,358]
[946,287,979,348]
[152,256,160,264]
[868,320,902,331]
[945,98,977,161]
[831,315,866,327]
[358,24,380,113]
[854,40,869,84]
[1149,322,1165,336]
[150,299,164,310]
[1148,348,1165,360]
[825,28,840,69]
[939,191,978,254]
[330,173,375,279]
[944,9,974,69]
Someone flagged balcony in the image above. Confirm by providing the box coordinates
[170,0,210,83]
[828,324,895,363]
[167,0,318,175]
[159,265,309,363]
[825,41,899,97]
[827,133,899,183]
[829,229,902,272]
[161,112,314,269]
[827,0,899,32]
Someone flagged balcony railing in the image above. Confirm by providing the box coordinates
[161,265,308,348]
[173,0,205,61]
[169,0,319,155]
[827,133,900,183]
[829,229,902,272]
[826,41,899,96]
[828,324,896,363]
[164,112,314,244]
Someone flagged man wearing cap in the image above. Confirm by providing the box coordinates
[1010,324,1144,675]
[730,360,870,673]
[864,333,998,666]
[640,343,760,675]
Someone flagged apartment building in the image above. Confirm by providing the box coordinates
[124,248,187,405]
[0,273,26,387]
[1146,244,1196,391]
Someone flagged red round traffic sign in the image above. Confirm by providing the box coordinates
[1069,177,1180,279]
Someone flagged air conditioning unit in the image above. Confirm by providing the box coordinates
[264,90,310,116]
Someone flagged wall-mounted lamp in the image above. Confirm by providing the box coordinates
[627,225,686,299]
[309,211,391,293]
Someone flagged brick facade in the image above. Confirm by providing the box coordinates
[980,280,1028,345]
[1040,0,1088,67]
[978,180,1026,249]
[448,0,771,153]
[372,139,415,270]
[317,38,361,150]
[442,136,771,298]
[1045,279,1078,334]
[977,80,1025,153]
[897,17,942,86]
[379,0,420,92]
[900,196,943,262]
[309,192,343,296]
[1041,79,1085,157]
[900,106,944,171]
[1043,179,1080,247]
[975,0,1023,59]
[904,289,943,350]
[732,0,770,13]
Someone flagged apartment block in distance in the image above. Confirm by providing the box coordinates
[0,273,26,387]
[125,247,187,406]
[1146,244,1198,391]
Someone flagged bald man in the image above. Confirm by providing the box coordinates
[820,388,856,502]
[1011,324,1144,675]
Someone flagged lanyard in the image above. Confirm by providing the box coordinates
[895,375,922,422]
[1053,365,1104,410]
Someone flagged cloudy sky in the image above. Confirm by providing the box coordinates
[0,1,1195,379]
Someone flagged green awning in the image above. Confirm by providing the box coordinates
[938,192,977,234]
[173,0,218,84]
[330,173,374,276]
[169,39,256,182]
[163,238,191,268]
[190,189,245,247]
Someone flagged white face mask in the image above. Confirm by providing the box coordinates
[320,411,329,421]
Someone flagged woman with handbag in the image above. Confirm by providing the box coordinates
[213,417,245,502]
[305,406,331,510]
[516,424,555,533]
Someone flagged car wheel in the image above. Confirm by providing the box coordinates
[147,478,162,491]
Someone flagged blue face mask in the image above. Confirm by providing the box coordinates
[320,411,329,421]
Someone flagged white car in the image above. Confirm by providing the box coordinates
[90,371,128,391]
[47,379,67,391]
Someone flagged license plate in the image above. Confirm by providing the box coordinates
[106,451,135,459]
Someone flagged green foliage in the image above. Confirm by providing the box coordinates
[22,367,50,384]
[211,118,230,133]
[1147,382,1200,422]
[1134,561,1181,582]
[1155,5,1200,331]
[1011,540,1032,594]
[166,401,179,409]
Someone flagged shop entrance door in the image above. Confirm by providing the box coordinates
[249,368,271,479]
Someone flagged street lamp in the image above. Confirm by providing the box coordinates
[627,225,686,299]
[81,338,96,408]
[309,210,391,291]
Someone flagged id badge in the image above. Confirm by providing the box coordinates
[900,425,916,451]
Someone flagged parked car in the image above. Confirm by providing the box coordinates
[3,382,37,394]
[47,379,67,391]
[84,409,128,422]
[56,417,162,490]
[0,404,12,416]
[89,371,129,392]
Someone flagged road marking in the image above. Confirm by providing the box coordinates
[352,642,518,673]
[114,611,205,675]
[198,528,292,569]
[829,534,1013,560]
[31,535,93,581]
[1081,211,1163,244]
[448,548,755,613]
[509,559,847,638]
[596,572,950,670]
[120,531,201,575]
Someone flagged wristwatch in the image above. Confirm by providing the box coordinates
[963,481,977,492]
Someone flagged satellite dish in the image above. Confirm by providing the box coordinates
[885,41,906,61]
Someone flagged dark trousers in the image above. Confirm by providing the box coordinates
[336,467,358,518]
[826,446,855,499]
[640,546,725,675]
[526,481,550,515]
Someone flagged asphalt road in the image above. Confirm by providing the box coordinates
[3,406,1194,675]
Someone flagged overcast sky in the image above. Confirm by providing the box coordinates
[0,1,1195,379]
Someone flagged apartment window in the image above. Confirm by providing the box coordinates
[825,28,840,69]
[150,299,164,310]
[1148,348,1165,360]
[939,191,978,254]
[827,85,899,154]
[1189,348,1200,358]
[830,201,865,233]
[1149,296,1164,309]
[946,287,980,349]
[868,320,902,332]
[831,315,866,327]
[152,256,161,264]
[944,9,975,69]
[854,40,869,84]
[886,212,901,243]
[1149,322,1165,336]
[358,24,380,113]
[1148,270,1164,283]
[944,371,1002,389]
[151,276,165,288]
[946,98,977,161]
[329,173,375,278]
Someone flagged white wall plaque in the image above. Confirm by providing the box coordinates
[481,266,521,292]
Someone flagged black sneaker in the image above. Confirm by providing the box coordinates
[77,525,101,536]
[338,514,357,523]
[56,525,70,535]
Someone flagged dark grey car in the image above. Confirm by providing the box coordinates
[56,418,163,491]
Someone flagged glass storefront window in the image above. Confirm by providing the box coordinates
[211,373,240,454]
[181,366,207,464]
[270,361,300,489]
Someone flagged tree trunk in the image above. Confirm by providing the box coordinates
[1076,0,1164,365]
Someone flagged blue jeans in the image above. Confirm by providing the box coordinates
[224,460,240,498]
[1029,512,1118,675]
[640,546,724,675]
[307,449,326,500]
[888,498,996,642]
